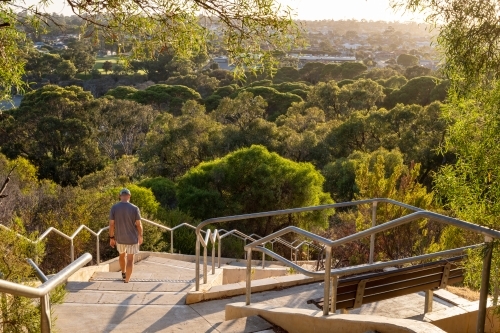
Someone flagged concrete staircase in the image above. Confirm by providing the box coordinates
[55,255,276,332]
[54,253,485,333]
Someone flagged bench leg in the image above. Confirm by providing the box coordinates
[424,290,433,314]
[340,308,349,314]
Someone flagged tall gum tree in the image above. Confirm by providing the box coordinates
[394,0,500,308]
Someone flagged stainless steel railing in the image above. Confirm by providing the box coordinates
[0,253,92,333]
[0,223,108,263]
[243,209,500,333]
[0,218,207,265]
[195,198,421,290]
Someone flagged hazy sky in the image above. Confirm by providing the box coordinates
[278,0,423,21]
[31,0,423,22]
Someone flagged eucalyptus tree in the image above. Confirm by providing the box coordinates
[93,98,158,159]
[0,85,103,186]
[140,101,224,179]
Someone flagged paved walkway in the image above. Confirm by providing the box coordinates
[54,255,458,333]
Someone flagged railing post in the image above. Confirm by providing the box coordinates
[246,248,252,305]
[477,237,494,333]
[195,237,200,291]
[244,238,247,259]
[203,244,208,284]
[70,239,74,262]
[369,201,378,264]
[323,246,332,316]
[96,236,100,265]
[170,230,174,254]
[40,294,51,333]
[211,242,215,275]
[218,238,221,268]
[262,248,265,269]
[295,248,298,264]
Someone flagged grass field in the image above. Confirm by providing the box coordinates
[94,56,120,73]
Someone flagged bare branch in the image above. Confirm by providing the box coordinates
[0,164,17,201]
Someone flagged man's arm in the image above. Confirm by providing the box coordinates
[109,219,116,248]
[136,220,143,245]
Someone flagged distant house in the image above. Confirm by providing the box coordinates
[342,43,363,50]
[53,43,68,50]
[212,56,233,70]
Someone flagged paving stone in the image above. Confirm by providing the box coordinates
[63,291,103,304]
[142,293,186,305]
[132,282,192,292]
[54,304,215,333]
[98,292,145,305]
[66,281,101,291]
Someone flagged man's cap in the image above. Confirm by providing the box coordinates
[120,188,131,195]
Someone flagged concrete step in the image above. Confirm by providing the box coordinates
[213,316,273,333]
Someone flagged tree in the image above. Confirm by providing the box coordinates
[177,145,334,235]
[0,21,25,100]
[129,84,201,115]
[242,86,303,120]
[299,62,325,84]
[1,85,103,186]
[0,224,52,333]
[1,0,299,100]
[396,54,420,67]
[93,98,158,159]
[24,51,63,82]
[306,80,342,119]
[105,86,138,99]
[55,60,77,80]
[338,79,385,114]
[140,102,224,178]
[353,151,438,261]
[275,105,328,162]
[339,62,368,79]
[404,65,431,79]
[102,60,113,74]
[384,76,439,109]
[138,177,177,209]
[273,66,300,83]
[213,92,266,130]
[396,0,500,91]
[62,43,96,74]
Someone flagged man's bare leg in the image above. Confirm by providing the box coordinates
[119,253,126,274]
[125,253,134,282]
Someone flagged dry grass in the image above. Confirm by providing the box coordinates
[446,285,481,301]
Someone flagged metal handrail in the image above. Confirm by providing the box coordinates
[252,244,482,278]
[0,253,92,333]
[0,223,108,263]
[0,218,208,265]
[242,206,500,333]
[140,218,207,255]
[195,198,421,290]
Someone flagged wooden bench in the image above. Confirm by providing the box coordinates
[307,256,464,313]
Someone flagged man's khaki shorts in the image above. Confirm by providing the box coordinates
[116,243,140,254]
